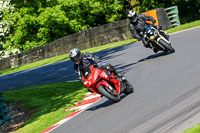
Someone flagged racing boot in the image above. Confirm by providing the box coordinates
[149,42,159,53]
[115,73,126,81]
[152,47,159,53]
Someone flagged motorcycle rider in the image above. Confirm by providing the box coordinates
[69,48,123,84]
[128,10,168,53]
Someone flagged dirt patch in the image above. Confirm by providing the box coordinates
[0,103,35,133]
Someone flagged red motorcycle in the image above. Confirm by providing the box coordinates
[82,65,133,102]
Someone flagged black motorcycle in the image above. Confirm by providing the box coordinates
[144,24,175,53]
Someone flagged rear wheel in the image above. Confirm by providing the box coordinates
[158,39,175,53]
[97,85,121,102]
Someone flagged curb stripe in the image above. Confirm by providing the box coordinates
[66,97,101,111]
[42,124,60,133]
[83,93,99,98]
[83,94,101,100]
[41,93,101,133]
[64,109,82,119]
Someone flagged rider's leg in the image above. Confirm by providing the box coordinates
[102,64,123,77]
[160,31,169,40]
[155,25,169,40]
[148,41,158,53]
[142,38,158,52]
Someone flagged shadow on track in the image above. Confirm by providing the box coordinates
[138,51,172,62]
[115,51,172,74]
[86,94,127,111]
[0,42,137,91]
[86,51,173,111]
[95,42,139,61]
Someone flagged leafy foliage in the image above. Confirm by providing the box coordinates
[1,0,126,56]
[0,0,200,58]
[0,0,17,58]
[128,0,200,23]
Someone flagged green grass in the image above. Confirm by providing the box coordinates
[0,39,135,76]
[166,20,200,34]
[0,54,68,76]
[2,20,200,133]
[0,20,200,76]
[3,82,88,133]
[184,123,200,133]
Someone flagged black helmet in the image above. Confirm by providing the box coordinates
[69,48,81,64]
[128,10,138,23]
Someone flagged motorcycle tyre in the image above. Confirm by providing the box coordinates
[158,39,175,53]
[97,85,121,102]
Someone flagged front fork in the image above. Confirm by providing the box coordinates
[152,34,170,50]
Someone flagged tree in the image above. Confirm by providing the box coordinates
[0,0,19,59]
[1,0,199,59]
[1,0,126,58]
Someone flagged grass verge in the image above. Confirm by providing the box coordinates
[166,20,200,34]
[3,82,87,133]
[0,20,200,76]
[184,123,200,133]
[1,20,200,132]
[0,39,135,76]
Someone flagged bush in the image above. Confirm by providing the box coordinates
[0,0,199,58]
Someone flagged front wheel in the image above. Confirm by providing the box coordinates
[158,39,175,53]
[97,85,121,102]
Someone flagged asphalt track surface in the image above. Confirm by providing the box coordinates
[1,27,200,133]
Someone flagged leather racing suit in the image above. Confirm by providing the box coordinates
[73,52,118,83]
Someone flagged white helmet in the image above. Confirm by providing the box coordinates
[128,10,138,23]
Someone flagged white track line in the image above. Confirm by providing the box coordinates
[169,26,200,35]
